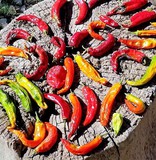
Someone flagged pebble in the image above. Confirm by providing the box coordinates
[12,0,23,6]
[0,18,8,29]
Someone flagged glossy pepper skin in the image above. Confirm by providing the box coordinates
[24,45,48,81]
[82,86,98,126]
[88,33,115,57]
[51,0,67,27]
[100,82,122,127]
[133,30,156,37]
[68,93,82,139]
[15,73,48,109]
[88,20,106,40]
[44,93,71,121]
[125,94,145,114]
[0,89,16,129]
[88,0,99,8]
[126,55,156,86]
[61,135,103,155]
[74,54,108,85]
[110,49,147,73]
[0,80,32,112]
[16,14,49,33]
[57,57,74,94]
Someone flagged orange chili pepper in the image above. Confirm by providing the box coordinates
[100,82,122,126]
[133,30,156,37]
[88,20,106,40]
[151,22,156,27]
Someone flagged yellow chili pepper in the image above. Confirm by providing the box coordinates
[151,22,156,27]
[133,30,156,37]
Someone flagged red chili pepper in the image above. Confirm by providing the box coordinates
[82,86,98,126]
[88,0,99,8]
[16,14,49,33]
[110,49,147,73]
[24,45,48,81]
[68,29,89,48]
[75,0,89,25]
[88,33,115,57]
[99,15,119,28]
[57,57,74,95]
[44,93,71,121]
[122,10,156,28]
[61,135,103,155]
[51,0,67,27]
[6,28,32,45]
[68,92,82,139]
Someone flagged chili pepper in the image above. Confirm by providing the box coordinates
[47,65,67,89]
[16,14,49,34]
[119,38,156,49]
[107,0,148,16]
[151,22,156,27]
[133,30,156,37]
[0,46,28,59]
[0,79,32,112]
[74,54,108,85]
[100,82,122,127]
[126,55,156,86]
[99,15,119,28]
[122,10,156,28]
[88,33,115,57]
[82,86,98,126]
[9,113,46,148]
[34,122,58,153]
[15,73,48,109]
[51,0,67,27]
[125,94,146,114]
[68,92,82,139]
[6,28,32,45]
[24,45,48,81]
[88,20,106,40]
[51,36,66,60]
[0,89,16,129]
[110,49,147,73]
[75,0,89,25]
[88,0,99,8]
[44,93,71,121]
[61,135,102,155]
[68,29,89,48]
[57,57,74,94]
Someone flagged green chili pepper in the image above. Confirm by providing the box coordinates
[0,79,32,112]
[15,73,48,109]
[0,89,16,129]
[126,55,156,86]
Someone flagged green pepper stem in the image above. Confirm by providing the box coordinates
[35,112,41,123]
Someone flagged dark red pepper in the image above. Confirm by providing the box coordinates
[51,36,66,60]
[16,14,49,33]
[88,0,99,8]
[110,49,147,73]
[88,33,115,57]
[24,45,48,81]
[68,29,89,48]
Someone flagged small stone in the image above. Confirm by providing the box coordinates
[20,5,26,12]
[0,18,7,29]
[13,0,23,6]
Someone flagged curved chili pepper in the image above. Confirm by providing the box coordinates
[88,0,99,8]
[0,46,28,59]
[57,57,74,94]
[44,93,71,121]
[126,55,156,86]
[88,33,115,57]
[100,82,122,127]
[51,0,67,27]
[16,14,49,33]
[0,89,16,129]
[110,49,147,73]
[68,29,89,48]
[82,86,98,126]
[88,20,106,40]
[125,94,146,114]
[51,36,66,60]
[16,73,48,109]
[74,54,108,85]
[24,45,48,81]
[34,122,58,153]
[99,15,119,28]
[75,0,88,25]
[68,92,82,139]
[61,135,102,155]
[133,30,156,37]
[6,28,32,45]
[119,38,156,49]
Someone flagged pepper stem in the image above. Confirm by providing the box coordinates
[63,119,67,139]
[35,112,41,123]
